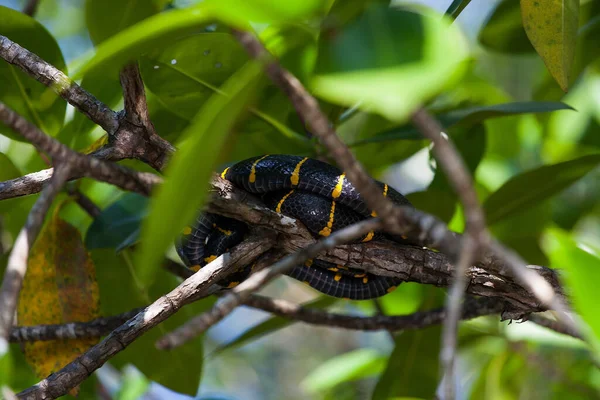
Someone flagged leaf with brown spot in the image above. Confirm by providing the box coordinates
[17,202,100,395]
[521,0,579,91]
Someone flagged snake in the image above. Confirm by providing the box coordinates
[176,154,413,300]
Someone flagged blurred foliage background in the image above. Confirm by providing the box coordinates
[0,0,599,399]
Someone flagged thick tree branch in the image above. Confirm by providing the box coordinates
[0,102,161,196]
[0,35,118,133]
[0,163,71,353]
[17,234,274,400]
[119,63,156,135]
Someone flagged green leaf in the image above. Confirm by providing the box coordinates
[215,296,337,354]
[85,193,148,251]
[372,326,442,399]
[139,33,249,121]
[0,6,67,140]
[74,5,215,78]
[136,60,263,285]
[543,228,600,346]
[521,0,579,91]
[478,0,535,54]
[205,0,326,24]
[116,366,150,400]
[85,0,167,45]
[359,101,572,145]
[0,152,21,181]
[301,348,387,393]
[311,5,468,123]
[483,154,600,225]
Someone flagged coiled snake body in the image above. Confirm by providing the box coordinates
[177,154,412,300]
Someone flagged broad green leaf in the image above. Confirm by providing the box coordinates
[445,0,472,20]
[139,33,249,121]
[74,5,215,78]
[301,348,387,393]
[358,101,572,145]
[85,193,148,250]
[205,0,326,25]
[86,0,167,45]
[478,0,534,54]
[543,228,600,345]
[92,249,213,393]
[17,204,100,396]
[0,6,67,141]
[372,326,442,399]
[136,61,263,284]
[214,296,337,354]
[483,154,600,225]
[311,5,468,123]
[521,0,579,91]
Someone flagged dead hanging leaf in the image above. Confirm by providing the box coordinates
[520,0,579,91]
[17,201,100,395]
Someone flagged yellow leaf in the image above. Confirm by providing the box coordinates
[17,202,100,394]
[521,0,579,91]
[81,134,109,154]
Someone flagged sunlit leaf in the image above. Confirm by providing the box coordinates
[215,296,337,354]
[312,5,468,123]
[205,0,326,24]
[86,0,167,45]
[0,152,21,181]
[85,193,148,251]
[543,228,600,345]
[301,348,386,393]
[74,5,215,78]
[0,6,67,141]
[372,326,442,399]
[136,61,263,284]
[521,0,579,91]
[17,203,100,395]
[483,154,600,225]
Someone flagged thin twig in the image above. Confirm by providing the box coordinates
[17,235,274,399]
[243,295,505,332]
[411,108,487,399]
[119,63,157,136]
[527,314,583,340]
[232,29,405,235]
[0,35,118,133]
[10,308,142,342]
[22,0,41,17]
[66,185,102,218]
[0,163,72,353]
[0,102,161,196]
[156,218,381,350]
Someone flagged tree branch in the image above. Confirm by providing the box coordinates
[156,219,383,350]
[0,35,118,133]
[17,234,274,399]
[243,295,505,332]
[0,163,72,353]
[22,0,41,17]
[0,102,161,196]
